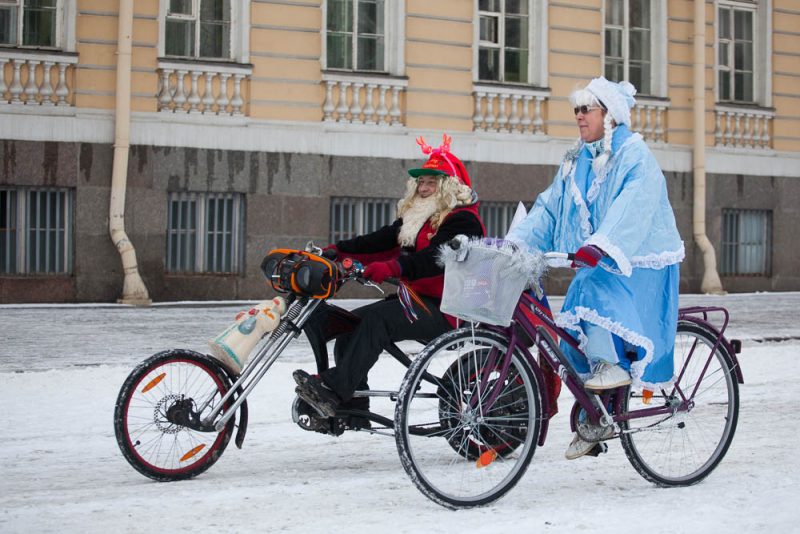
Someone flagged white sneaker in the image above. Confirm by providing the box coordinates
[584,362,631,390]
[565,425,614,460]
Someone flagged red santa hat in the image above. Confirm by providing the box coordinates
[407,134,471,188]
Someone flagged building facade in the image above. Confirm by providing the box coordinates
[1,0,798,303]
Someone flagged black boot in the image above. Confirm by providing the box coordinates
[293,370,341,418]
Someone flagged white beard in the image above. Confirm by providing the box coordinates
[398,196,439,248]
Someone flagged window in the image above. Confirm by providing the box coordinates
[330,197,396,243]
[166,192,244,274]
[605,0,657,95]
[721,208,771,276]
[717,3,754,102]
[478,0,530,83]
[326,0,386,71]
[1,187,73,274]
[165,0,231,59]
[0,0,58,48]
[479,201,520,238]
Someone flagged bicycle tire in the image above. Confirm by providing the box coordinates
[114,349,236,481]
[620,321,740,486]
[394,327,542,509]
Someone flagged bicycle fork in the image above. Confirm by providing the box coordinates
[203,299,323,431]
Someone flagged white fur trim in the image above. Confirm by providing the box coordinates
[631,242,686,269]
[567,163,594,239]
[556,305,674,390]
[586,233,633,276]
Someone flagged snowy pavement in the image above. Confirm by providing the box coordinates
[1,293,799,533]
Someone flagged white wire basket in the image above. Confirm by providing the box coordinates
[439,237,547,327]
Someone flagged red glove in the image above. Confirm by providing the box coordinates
[363,260,401,284]
[572,245,605,268]
[321,244,339,260]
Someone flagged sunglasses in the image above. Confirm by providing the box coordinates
[573,105,604,115]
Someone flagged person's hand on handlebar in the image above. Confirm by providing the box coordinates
[363,260,401,284]
[321,244,339,260]
[572,245,605,268]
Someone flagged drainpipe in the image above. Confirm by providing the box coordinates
[109,0,151,305]
[692,0,725,294]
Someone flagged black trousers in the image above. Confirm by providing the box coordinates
[321,294,451,403]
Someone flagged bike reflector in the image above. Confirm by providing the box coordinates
[261,249,340,299]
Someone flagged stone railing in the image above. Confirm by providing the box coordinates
[322,72,408,125]
[714,104,774,149]
[472,84,550,135]
[630,97,669,143]
[0,50,78,106]
[157,60,253,116]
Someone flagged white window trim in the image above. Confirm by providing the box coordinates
[472,0,548,88]
[157,0,250,63]
[321,0,405,76]
[601,0,666,97]
[0,0,76,51]
[714,0,771,107]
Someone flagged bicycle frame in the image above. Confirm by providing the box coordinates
[475,291,743,447]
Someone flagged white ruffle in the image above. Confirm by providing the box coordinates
[556,305,673,390]
[566,163,593,239]
[585,133,643,204]
[586,234,632,276]
[631,242,686,269]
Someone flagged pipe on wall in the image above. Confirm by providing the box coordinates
[109,0,151,305]
[692,0,725,294]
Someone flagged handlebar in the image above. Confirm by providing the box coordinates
[446,236,575,264]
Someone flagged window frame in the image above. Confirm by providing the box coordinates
[166,191,245,275]
[473,0,547,88]
[1,186,73,275]
[329,196,397,243]
[720,208,772,276]
[602,0,667,97]
[714,0,771,106]
[322,0,405,76]
[159,0,249,63]
[0,0,75,51]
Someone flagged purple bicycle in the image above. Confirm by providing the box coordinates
[394,244,743,509]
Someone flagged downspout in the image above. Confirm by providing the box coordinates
[692,0,725,294]
[109,0,151,305]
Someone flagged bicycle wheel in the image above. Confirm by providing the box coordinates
[114,350,236,481]
[620,321,739,486]
[395,328,542,509]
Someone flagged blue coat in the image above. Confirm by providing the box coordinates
[508,125,683,389]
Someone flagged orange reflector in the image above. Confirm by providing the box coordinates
[180,444,206,462]
[476,449,498,468]
[141,373,166,394]
[642,389,653,405]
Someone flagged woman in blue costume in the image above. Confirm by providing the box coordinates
[506,77,684,459]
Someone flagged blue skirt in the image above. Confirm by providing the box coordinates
[557,263,680,389]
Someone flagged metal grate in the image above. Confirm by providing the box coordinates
[330,196,396,243]
[167,192,243,273]
[479,201,520,238]
[721,208,771,276]
[0,187,72,274]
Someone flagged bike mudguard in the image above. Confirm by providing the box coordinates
[217,357,249,448]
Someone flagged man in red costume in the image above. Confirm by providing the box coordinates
[293,135,485,419]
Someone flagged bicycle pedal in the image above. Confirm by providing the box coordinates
[585,442,608,457]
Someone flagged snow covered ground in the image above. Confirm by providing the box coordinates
[1,293,798,533]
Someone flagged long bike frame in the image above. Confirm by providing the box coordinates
[472,291,743,445]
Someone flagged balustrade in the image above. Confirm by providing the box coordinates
[630,99,669,143]
[714,106,774,149]
[157,61,252,116]
[0,51,77,106]
[322,73,407,125]
[472,85,549,135]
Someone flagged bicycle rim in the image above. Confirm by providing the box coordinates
[621,322,739,486]
[395,328,541,509]
[115,351,234,481]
